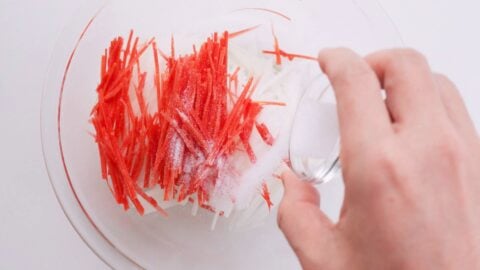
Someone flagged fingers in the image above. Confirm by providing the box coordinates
[318,48,392,151]
[280,170,320,205]
[278,170,334,267]
[434,73,478,140]
[365,49,446,125]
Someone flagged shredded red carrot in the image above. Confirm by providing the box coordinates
[256,101,287,106]
[271,26,282,65]
[256,122,275,146]
[263,50,317,62]
[263,27,317,63]
[229,25,261,39]
[261,182,274,210]
[91,30,278,215]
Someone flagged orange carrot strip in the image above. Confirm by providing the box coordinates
[152,41,163,113]
[170,35,175,58]
[262,50,317,61]
[255,100,287,106]
[123,30,134,69]
[159,112,200,157]
[256,122,275,146]
[228,24,261,38]
[261,182,274,210]
[175,109,208,152]
[134,185,168,217]
[269,26,282,65]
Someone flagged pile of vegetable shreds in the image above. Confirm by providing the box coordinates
[91,30,284,216]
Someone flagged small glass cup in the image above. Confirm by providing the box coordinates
[289,75,341,184]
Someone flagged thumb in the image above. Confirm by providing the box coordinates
[278,170,336,269]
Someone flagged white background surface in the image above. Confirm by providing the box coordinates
[1,0,479,269]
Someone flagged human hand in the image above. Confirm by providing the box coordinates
[278,48,480,270]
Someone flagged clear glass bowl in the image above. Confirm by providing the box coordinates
[41,0,402,268]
